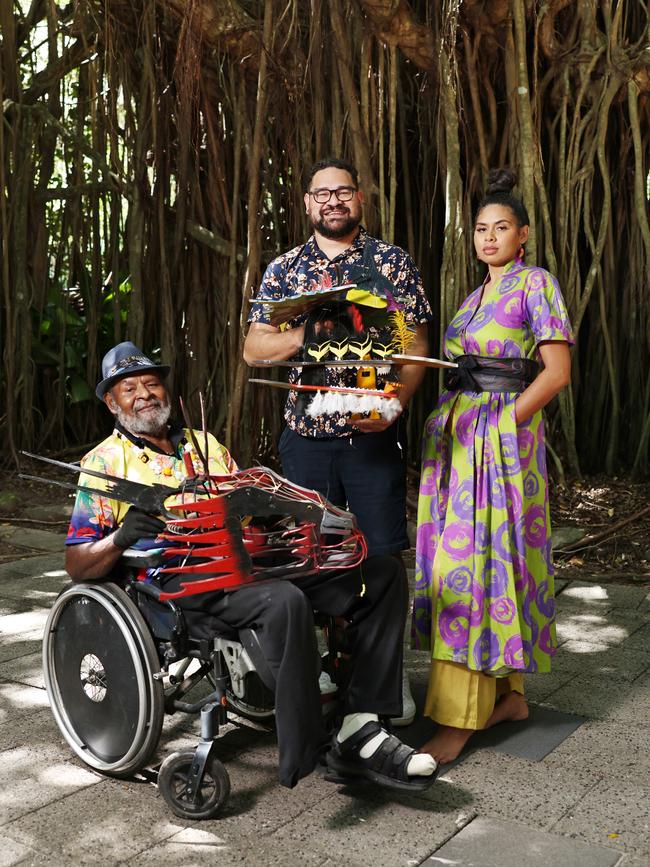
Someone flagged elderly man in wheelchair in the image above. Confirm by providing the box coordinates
[41,342,436,819]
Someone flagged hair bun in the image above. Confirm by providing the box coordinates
[485,167,517,196]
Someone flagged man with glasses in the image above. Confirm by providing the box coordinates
[244,157,433,729]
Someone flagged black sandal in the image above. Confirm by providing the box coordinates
[326,721,437,793]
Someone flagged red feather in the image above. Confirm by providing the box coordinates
[348,304,364,334]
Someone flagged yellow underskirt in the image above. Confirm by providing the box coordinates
[424,659,524,730]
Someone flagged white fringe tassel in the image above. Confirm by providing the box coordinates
[306,392,402,421]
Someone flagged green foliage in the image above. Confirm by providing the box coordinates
[2,0,648,475]
[32,275,132,405]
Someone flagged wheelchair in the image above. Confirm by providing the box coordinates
[42,560,282,818]
[42,467,366,820]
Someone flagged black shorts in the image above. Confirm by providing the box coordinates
[278,423,409,557]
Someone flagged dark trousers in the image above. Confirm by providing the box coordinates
[278,425,410,557]
[175,555,407,788]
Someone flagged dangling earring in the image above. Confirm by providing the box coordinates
[517,245,525,260]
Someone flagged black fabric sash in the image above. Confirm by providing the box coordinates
[443,355,539,393]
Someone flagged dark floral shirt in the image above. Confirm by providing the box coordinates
[248,227,433,437]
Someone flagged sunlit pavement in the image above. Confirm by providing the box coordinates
[0,528,648,866]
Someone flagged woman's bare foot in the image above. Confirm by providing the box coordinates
[418,725,474,764]
[485,691,529,729]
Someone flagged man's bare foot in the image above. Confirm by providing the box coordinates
[418,725,474,764]
[485,691,529,729]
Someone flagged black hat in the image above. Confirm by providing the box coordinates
[96,341,170,399]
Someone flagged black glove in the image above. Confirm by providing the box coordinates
[112,507,166,550]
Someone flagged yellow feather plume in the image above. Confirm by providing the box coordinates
[389,309,416,354]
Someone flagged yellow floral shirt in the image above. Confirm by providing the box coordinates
[66,425,237,546]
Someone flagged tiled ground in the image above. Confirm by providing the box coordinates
[0,532,648,866]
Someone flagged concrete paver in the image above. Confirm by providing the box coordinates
[638,589,650,614]
[0,651,45,690]
[552,778,650,859]
[517,660,580,702]
[0,528,648,865]
[424,816,622,867]
[556,580,649,611]
[0,608,50,641]
[0,566,67,606]
[0,552,66,577]
[541,718,650,781]
[0,527,66,554]
[264,789,467,867]
[127,828,294,867]
[539,670,650,723]
[0,599,33,617]
[0,833,37,867]
[0,708,61,755]
[0,681,50,726]
[0,630,43,665]
[435,749,604,829]
[552,641,650,681]
[617,857,650,867]
[1,779,181,862]
[524,639,650,709]
[620,621,650,652]
[0,743,101,825]
[555,607,647,649]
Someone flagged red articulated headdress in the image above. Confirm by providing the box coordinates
[154,466,367,600]
[19,453,367,601]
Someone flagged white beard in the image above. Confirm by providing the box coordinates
[115,398,171,438]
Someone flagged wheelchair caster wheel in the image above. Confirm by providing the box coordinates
[158,750,230,819]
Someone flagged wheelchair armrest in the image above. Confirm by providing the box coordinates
[120,547,166,569]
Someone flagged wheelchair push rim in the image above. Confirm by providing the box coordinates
[42,582,164,777]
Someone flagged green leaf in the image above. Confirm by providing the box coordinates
[68,374,94,404]
[64,342,84,369]
[31,342,61,365]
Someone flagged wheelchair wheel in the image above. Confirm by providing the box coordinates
[42,582,164,777]
[158,750,230,819]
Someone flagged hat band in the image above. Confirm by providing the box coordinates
[106,355,156,378]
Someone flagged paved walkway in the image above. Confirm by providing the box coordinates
[0,525,648,866]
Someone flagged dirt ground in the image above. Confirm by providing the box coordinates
[548,475,650,583]
[1,458,649,583]
[0,459,76,561]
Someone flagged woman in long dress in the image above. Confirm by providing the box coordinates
[413,169,574,764]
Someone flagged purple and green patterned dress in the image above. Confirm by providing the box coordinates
[412,258,574,676]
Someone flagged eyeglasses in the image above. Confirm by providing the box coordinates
[308,186,358,204]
